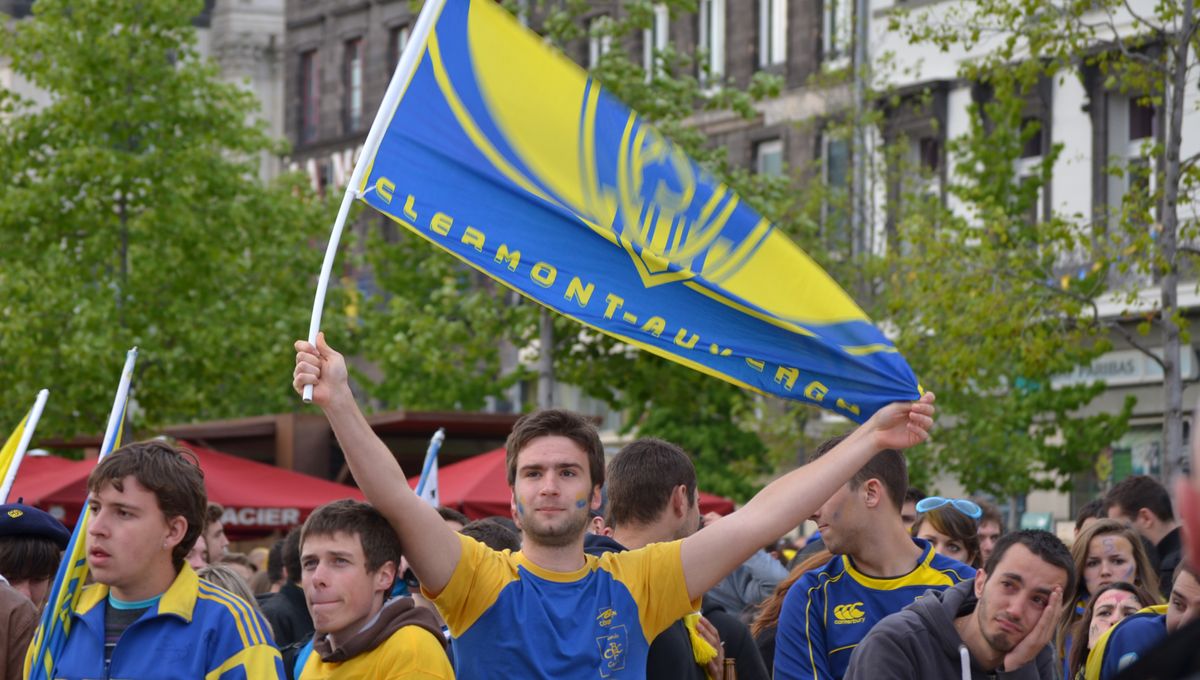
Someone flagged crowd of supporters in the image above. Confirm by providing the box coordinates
[0,334,1197,678]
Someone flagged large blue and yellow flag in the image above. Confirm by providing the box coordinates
[357,0,919,421]
[26,349,137,680]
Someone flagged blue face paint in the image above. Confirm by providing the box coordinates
[516,501,526,517]
[575,498,588,509]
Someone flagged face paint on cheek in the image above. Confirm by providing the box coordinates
[516,501,526,517]
[575,496,588,510]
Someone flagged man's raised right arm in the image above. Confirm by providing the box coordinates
[293,332,461,595]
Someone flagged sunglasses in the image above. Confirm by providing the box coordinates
[915,496,982,519]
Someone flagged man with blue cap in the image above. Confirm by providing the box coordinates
[0,499,70,609]
[0,500,69,679]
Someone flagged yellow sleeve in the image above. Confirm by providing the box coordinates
[380,627,455,680]
[601,540,701,643]
[423,532,517,637]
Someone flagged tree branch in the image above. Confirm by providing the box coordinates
[1108,318,1167,370]
[1035,276,1167,371]
[1121,0,1163,34]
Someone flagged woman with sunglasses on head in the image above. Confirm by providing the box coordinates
[1065,581,1157,679]
[909,496,983,568]
[1055,518,1163,677]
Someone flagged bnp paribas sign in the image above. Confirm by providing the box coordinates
[1051,348,1199,389]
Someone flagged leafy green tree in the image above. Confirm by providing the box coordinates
[890,0,1198,482]
[0,0,331,437]
[879,61,1134,515]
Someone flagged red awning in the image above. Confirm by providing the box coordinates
[7,454,92,509]
[407,447,736,520]
[9,442,364,537]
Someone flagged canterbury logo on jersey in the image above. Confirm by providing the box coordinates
[833,602,865,624]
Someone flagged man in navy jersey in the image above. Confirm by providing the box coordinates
[774,434,975,679]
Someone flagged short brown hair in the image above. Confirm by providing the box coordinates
[1106,475,1175,522]
[505,409,605,489]
[811,434,907,512]
[461,518,521,552]
[606,438,697,529]
[87,440,207,571]
[975,498,1005,530]
[300,500,401,573]
[206,502,225,528]
[0,536,61,583]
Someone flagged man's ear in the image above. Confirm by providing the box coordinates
[1136,507,1157,528]
[974,569,988,598]
[374,560,398,593]
[510,491,524,531]
[165,516,188,552]
[591,485,603,513]
[861,479,884,510]
[671,485,690,518]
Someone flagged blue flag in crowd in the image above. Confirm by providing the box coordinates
[356,0,920,421]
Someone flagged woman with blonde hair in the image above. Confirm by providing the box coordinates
[1056,519,1162,675]
[197,563,274,639]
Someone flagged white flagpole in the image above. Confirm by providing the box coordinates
[302,0,450,403]
[415,427,445,507]
[98,348,139,460]
[0,388,50,503]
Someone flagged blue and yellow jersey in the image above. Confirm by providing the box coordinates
[428,533,699,679]
[1084,604,1168,680]
[773,539,974,680]
[46,563,284,680]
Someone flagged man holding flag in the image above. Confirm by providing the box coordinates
[29,440,284,679]
[294,332,934,679]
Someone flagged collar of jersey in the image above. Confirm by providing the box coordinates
[842,538,937,590]
[514,551,598,582]
[75,562,198,622]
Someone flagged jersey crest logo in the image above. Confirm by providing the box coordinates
[596,607,617,628]
[6,509,22,519]
[833,602,866,624]
[596,624,628,677]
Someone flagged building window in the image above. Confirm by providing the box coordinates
[343,38,364,134]
[389,25,410,77]
[759,0,787,67]
[1020,117,1044,159]
[698,0,726,85]
[918,136,941,173]
[822,133,851,252]
[755,138,784,176]
[643,4,670,78]
[587,16,613,69]
[300,49,319,144]
[1129,99,1155,141]
[822,0,850,63]
[1124,99,1156,223]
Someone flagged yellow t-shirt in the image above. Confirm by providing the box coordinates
[426,533,699,679]
[298,625,453,680]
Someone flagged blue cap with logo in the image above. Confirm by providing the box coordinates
[0,500,71,549]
